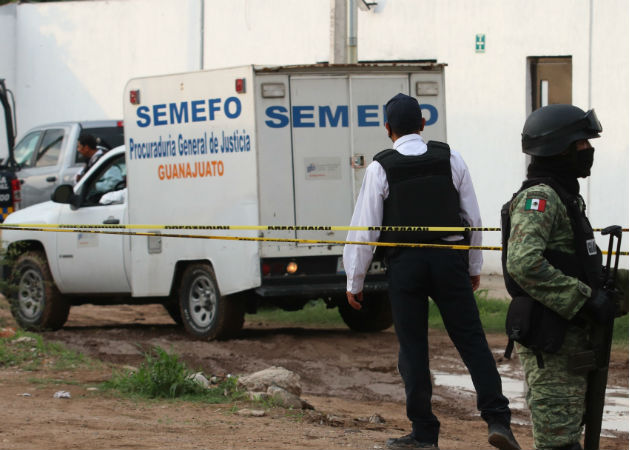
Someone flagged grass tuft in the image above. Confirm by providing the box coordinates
[246,299,344,327]
[0,330,91,371]
[104,346,244,403]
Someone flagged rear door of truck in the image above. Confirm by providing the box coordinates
[288,67,446,242]
[255,65,446,251]
[288,73,408,244]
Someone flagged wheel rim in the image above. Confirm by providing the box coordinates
[187,273,217,328]
[18,268,45,320]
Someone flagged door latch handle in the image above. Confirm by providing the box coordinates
[351,155,365,168]
[46,176,57,182]
[103,217,120,224]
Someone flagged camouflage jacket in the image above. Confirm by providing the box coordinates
[506,183,592,320]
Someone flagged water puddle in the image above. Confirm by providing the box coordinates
[433,370,628,434]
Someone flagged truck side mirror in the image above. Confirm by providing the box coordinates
[52,184,77,206]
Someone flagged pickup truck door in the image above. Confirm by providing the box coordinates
[55,153,130,293]
[17,128,68,207]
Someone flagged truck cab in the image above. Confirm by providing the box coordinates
[2,146,130,330]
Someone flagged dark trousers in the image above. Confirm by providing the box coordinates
[386,247,511,444]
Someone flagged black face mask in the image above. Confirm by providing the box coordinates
[571,147,595,178]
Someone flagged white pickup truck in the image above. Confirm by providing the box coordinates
[2,63,448,339]
[2,145,391,339]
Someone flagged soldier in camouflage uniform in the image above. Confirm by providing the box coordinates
[504,104,628,450]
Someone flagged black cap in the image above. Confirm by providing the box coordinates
[385,93,423,135]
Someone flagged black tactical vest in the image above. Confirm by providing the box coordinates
[501,177,603,296]
[374,141,461,244]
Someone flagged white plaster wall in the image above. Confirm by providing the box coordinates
[13,0,202,134]
[358,0,628,272]
[202,0,329,68]
[0,3,17,159]
[589,0,629,252]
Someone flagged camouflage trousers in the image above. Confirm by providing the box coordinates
[517,326,589,450]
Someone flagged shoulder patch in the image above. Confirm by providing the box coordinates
[525,190,549,200]
[524,197,547,212]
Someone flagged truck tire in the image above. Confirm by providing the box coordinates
[10,251,70,331]
[338,292,393,332]
[178,263,244,340]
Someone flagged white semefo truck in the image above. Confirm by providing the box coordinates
[2,63,447,339]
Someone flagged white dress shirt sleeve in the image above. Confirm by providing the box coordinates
[449,149,483,276]
[343,161,388,294]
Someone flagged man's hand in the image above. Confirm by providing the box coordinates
[346,291,364,310]
[470,275,481,292]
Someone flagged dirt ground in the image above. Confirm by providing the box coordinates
[0,278,628,450]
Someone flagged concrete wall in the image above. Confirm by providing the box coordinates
[202,0,330,68]
[0,0,627,272]
[12,0,202,134]
[0,3,17,155]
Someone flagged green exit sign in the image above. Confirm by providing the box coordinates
[475,34,486,53]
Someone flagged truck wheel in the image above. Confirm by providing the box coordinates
[338,292,393,332]
[179,264,244,340]
[10,251,70,331]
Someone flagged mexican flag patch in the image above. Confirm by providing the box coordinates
[525,198,546,212]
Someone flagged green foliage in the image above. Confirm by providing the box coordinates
[424,290,508,332]
[105,346,243,403]
[0,330,90,371]
[26,377,81,385]
[0,242,24,303]
[246,299,344,327]
[612,314,628,349]
[246,293,627,349]
[106,346,202,398]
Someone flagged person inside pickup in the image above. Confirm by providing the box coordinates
[82,154,127,205]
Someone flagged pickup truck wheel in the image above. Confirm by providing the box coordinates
[179,264,244,340]
[338,292,393,332]
[10,251,70,331]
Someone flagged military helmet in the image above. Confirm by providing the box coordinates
[521,104,602,156]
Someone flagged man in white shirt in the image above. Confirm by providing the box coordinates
[343,93,519,450]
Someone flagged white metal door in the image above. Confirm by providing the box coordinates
[409,71,447,143]
[56,202,129,293]
[290,76,352,242]
[55,152,130,293]
[348,75,408,201]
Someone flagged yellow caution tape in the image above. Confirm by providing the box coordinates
[2,223,499,232]
[0,225,627,255]
[1,224,628,233]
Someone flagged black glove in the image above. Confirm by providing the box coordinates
[581,289,616,324]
